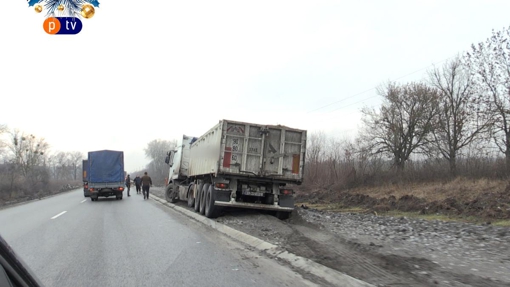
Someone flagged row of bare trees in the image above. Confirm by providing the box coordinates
[304,26,510,189]
[1,125,178,193]
[0,127,84,198]
[304,131,504,190]
[1,130,84,181]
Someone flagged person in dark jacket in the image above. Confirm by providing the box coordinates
[133,175,142,194]
[125,174,131,197]
[141,172,152,200]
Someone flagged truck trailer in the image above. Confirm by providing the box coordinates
[87,150,125,201]
[165,119,307,219]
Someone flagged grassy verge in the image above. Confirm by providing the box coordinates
[298,203,370,213]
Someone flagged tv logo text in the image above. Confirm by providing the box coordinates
[43,17,83,35]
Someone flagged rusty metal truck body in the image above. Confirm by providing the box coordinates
[165,119,306,219]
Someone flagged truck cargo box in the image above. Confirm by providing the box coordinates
[87,150,125,201]
[88,150,124,185]
[189,120,306,184]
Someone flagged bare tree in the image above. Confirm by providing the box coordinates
[54,152,69,180]
[0,124,7,161]
[305,132,327,186]
[360,81,440,171]
[465,26,510,172]
[352,136,385,184]
[144,139,177,185]
[44,152,58,179]
[428,56,492,176]
[69,151,84,180]
[7,130,49,177]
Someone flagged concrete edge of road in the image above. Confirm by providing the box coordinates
[151,195,375,287]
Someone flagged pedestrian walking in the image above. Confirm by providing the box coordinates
[133,175,142,194]
[125,174,131,197]
[141,172,152,200]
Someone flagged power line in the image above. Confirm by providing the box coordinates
[306,54,456,114]
[329,94,380,113]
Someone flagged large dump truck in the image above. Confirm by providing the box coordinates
[87,150,125,201]
[82,159,90,197]
[165,119,307,219]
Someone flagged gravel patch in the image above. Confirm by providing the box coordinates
[151,186,510,286]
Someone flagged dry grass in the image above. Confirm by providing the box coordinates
[346,177,508,202]
[298,203,369,213]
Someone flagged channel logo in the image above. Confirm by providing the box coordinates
[28,0,99,35]
[43,17,83,35]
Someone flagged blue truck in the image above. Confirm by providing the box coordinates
[87,150,125,201]
[82,159,90,197]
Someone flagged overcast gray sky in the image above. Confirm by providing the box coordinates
[1,0,510,172]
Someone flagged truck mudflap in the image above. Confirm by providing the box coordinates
[214,200,294,212]
[278,194,294,208]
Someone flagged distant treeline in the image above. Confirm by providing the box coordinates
[303,26,510,190]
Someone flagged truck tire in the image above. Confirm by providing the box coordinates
[194,182,203,212]
[165,184,178,203]
[199,183,209,215]
[187,183,195,208]
[205,185,219,218]
[276,211,291,220]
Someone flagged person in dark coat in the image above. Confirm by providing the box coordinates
[133,175,142,194]
[141,172,152,200]
[125,174,131,197]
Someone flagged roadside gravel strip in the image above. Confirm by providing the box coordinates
[150,194,374,287]
[150,186,510,287]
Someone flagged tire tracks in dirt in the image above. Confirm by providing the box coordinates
[283,223,421,286]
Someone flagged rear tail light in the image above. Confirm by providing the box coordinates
[281,189,294,195]
[89,188,94,191]
[119,187,124,191]
[215,183,228,189]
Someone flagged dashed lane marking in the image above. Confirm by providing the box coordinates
[51,211,67,219]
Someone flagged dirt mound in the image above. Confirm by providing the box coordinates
[297,187,510,220]
[421,191,510,219]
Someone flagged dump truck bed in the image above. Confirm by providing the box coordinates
[189,120,306,183]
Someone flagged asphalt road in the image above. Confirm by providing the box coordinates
[0,189,317,287]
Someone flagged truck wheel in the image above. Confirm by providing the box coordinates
[205,185,219,218]
[276,211,291,220]
[165,184,178,203]
[187,183,195,208]
[199,183,209,215]
[194,182,203,212]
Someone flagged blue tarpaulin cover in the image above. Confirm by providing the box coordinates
[87,150,124,183]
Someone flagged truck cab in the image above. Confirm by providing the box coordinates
[164,135,198,203]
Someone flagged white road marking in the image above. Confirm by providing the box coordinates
[51,211,67,219]
[81,199,87,203]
